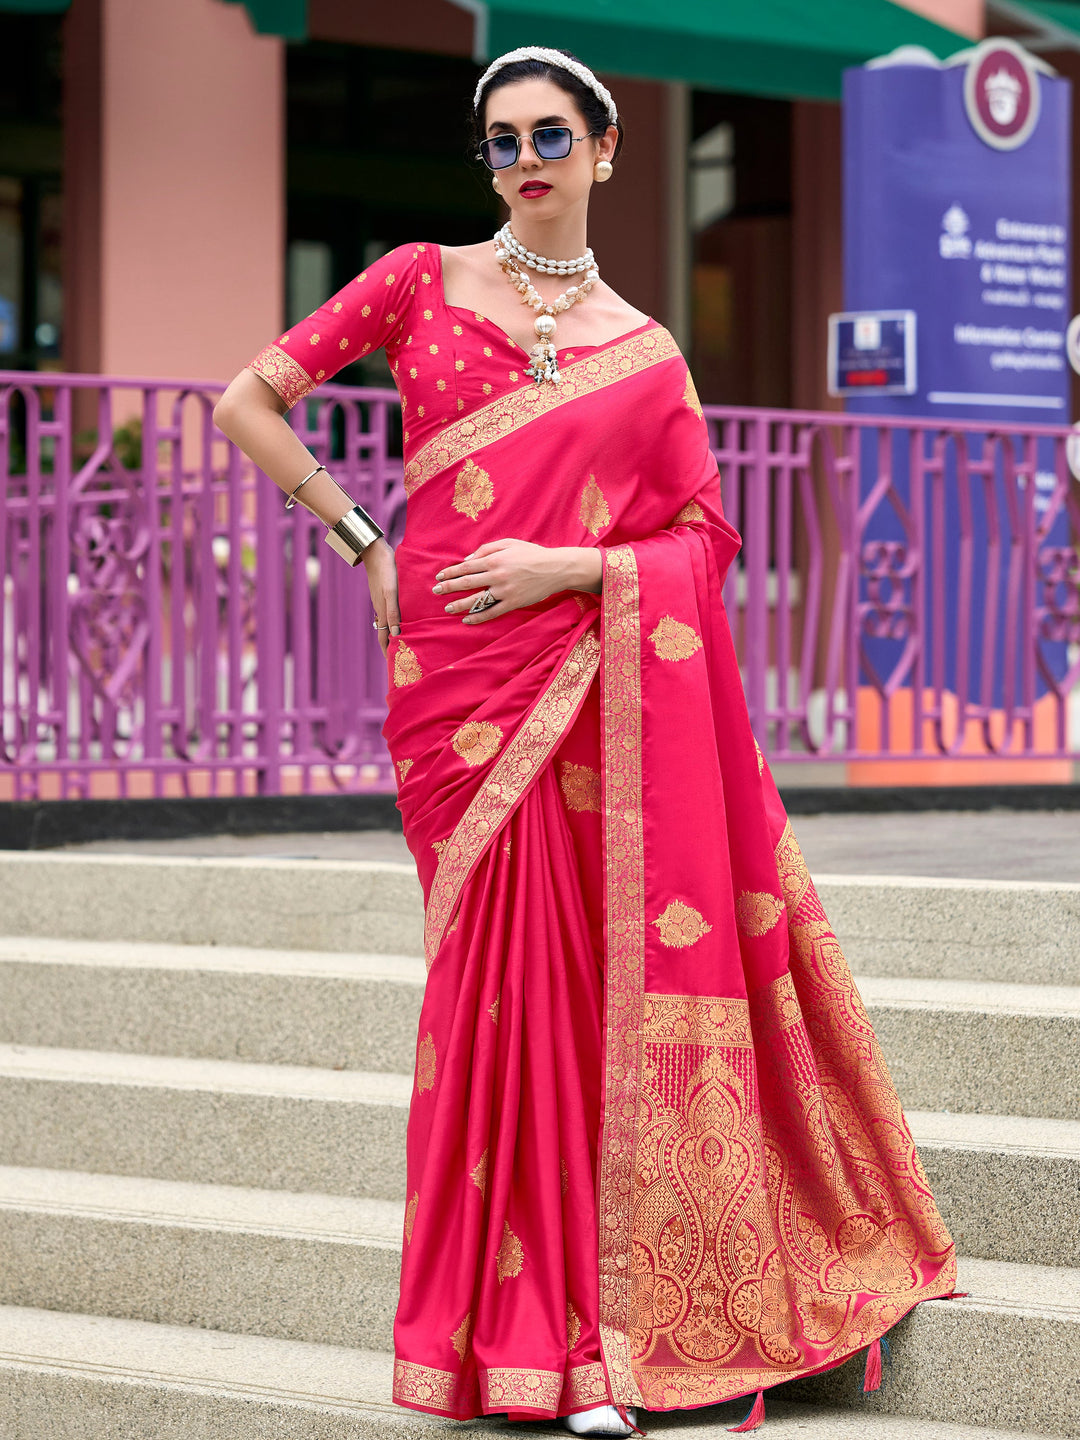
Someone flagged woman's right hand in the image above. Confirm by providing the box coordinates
[363,539,401,656]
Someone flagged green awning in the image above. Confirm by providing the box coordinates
[221,0,306,41]
[0,1,70,11]
[993,0,1080,46]
[449,0,967,100]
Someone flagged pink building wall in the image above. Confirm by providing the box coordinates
[892,0,984,41]
[65,0,284,382]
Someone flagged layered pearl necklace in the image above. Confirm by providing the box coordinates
[493,223,600,385]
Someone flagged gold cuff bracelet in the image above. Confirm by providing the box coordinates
[324,505,384,566]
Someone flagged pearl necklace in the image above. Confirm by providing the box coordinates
[494,232,601,385]
[495,223,594,276]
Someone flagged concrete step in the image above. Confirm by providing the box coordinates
[0,1288,1069,1439]
[907,1111,1080,1267]
[0,1043,410,1200]
[3,943,1078,1125]
[0,936,425,1072]
[0,852,425,956]
[859,975,1080,1121]
[3,853,1079,987]
[814,875,1080,986]
[0,1165,401,1350]
[787,1255,1080,1436]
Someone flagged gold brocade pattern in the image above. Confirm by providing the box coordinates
[248,344,314,409]
[567,1303,582,1349]
[496,1222,525,1282]
[489,993,500,1025]
[484,1368,562,1410]
[597,544,647,1407]
[775,819,811,913]
[452,720,504,767]
[683,371,704,418]
[649,615,703,662]
[580,475,612,536]
[559,760,601,812]
[652,899,712,949]
[470,1149,488,1197]
[673,499,705,525]
[451,1314,472,1361]
[452,458,495,519]
[735,891,785,937]
[404,1192,418,1243]
[424,627,601,965]
[393,642,423,687]
[393,1358,459,1412]
[566,1362,610,1407]
[416,1033,436,1093]
[396,758,414,783]
[561,1158,569,1195]
[404,328,682,495]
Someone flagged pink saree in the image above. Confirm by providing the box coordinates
[248,241,956,1423]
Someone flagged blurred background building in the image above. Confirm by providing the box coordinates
[0,0,1004,407]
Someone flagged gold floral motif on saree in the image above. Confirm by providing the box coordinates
[579,475,612,536]
[396,757,414,782]
[651,899,712,949]
[683,370,704,418]
[754,739,765,775]
[735,891,785,937]
[470,1148,488,1196]
[451,719,504,767]
[404,328,682,496]
[565,1362,610,1408]
[483,1368,562,1410]
[424,627,601,966]
[248,344,315,409]
[393,641,423,687]
[649,615,703,662]
[561,1157,569,1195]
[404,1191,419,1243]
[452,458,495,519]
[566,1303,582,1350]
[559,760,601,812]
[774,818,811,913]
[432,838,448,859]
[489,992,500,1025]
[673,498,705,525]
[450,1313,472,1361]
[393,1358,460,1411]
[416,1033,436,1093]
[496,1221,525,1282]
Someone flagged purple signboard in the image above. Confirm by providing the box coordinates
[843,39,1072,712]
[845,39,1071,423]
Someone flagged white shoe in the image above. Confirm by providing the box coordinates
[563,1405,638,1436]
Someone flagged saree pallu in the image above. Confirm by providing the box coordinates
[383,325,956,1420]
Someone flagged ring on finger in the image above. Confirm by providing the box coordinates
[468,588,499,614]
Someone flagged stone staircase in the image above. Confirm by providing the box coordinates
[0,851,1075,1439]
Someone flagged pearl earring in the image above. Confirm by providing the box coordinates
[492,175,501,190]
[593,160,613,182]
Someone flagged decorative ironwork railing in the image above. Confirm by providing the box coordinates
[1,372,1077,801]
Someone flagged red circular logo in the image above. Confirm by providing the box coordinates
[964,39,1040,151]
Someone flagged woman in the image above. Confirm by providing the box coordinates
[214,46,956,1437]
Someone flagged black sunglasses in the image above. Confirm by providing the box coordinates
[477,126,599,171]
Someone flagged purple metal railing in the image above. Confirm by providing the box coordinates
[1,372,1078,801]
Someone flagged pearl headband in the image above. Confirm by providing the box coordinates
[473,46,618,127]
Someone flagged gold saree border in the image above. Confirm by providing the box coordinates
[597,544,648,1407]
[404,327,682,495]
[423,625,601,967]
[248,343,315,409]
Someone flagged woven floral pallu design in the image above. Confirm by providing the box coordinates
[247,240,956,1421]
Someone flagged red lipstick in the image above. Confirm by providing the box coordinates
[519,181,552,198]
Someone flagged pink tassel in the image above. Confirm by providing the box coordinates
[615,1405,646,1436]
[862,1337,883,1392]
[728,1389,765,1432]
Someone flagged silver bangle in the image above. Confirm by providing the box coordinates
[285,463,326,510]
[324,505,385,567]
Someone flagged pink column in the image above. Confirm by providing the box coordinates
[64,0,284,382]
